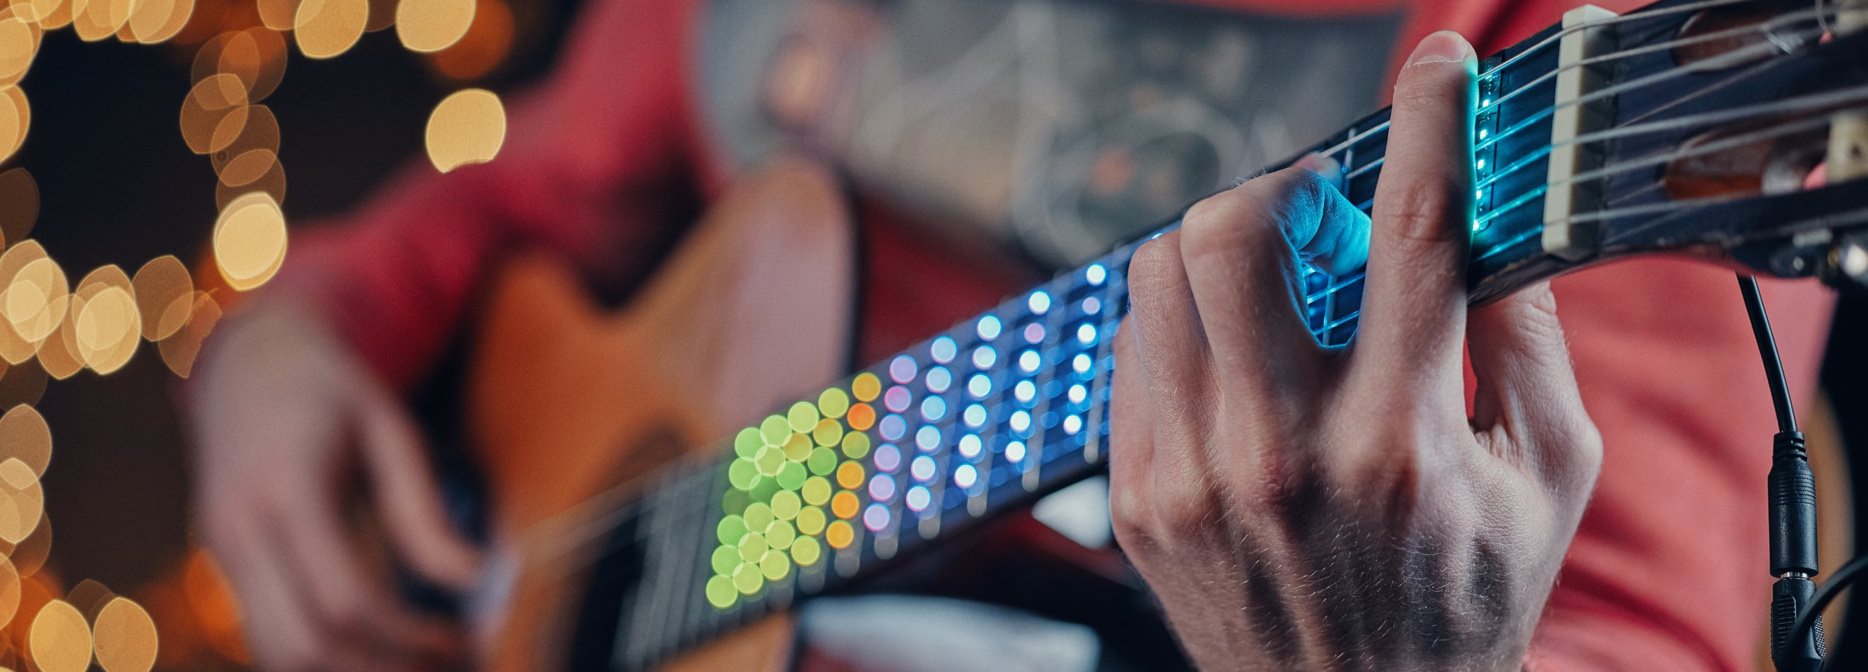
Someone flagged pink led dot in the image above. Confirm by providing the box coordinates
[884,386,912,413]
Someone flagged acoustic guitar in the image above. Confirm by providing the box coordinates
[429,0,1868,668]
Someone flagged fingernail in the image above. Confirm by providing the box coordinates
[1293,153,1343,186]
[1407,30,1474,67]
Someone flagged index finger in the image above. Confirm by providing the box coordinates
[1354,31,1478,399]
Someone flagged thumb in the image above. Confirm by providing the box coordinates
[354,396,483,589]
[1467,282,1600,491]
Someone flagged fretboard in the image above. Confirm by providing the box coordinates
[578,1,1826,666]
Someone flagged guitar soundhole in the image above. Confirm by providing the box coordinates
[1671,0,1810,69]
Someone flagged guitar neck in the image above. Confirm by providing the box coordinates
[579,0,1868,666]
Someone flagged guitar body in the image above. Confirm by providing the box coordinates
[464,159,854,671]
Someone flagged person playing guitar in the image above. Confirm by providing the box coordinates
[186,0,1844,669]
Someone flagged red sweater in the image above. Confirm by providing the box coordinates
[276,0,1836,669]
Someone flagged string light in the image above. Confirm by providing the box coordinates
[294,0,369,59]
[424,88,506,172]
[397,0,476,53]
[29,599,90,672]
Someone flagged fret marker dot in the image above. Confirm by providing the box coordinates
[1077,323,1096,345]
[977,315,1002,340]
[1024,322,1045,344]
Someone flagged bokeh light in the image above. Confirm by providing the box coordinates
[0,555,19,631]
[428,0,510,81]
[424,87,504,172]
[0,167,37,243]
[212,192,287,290]
[395,0,472,53]
[0,457,45,544]
[29,599,91,672]
[293,0,367,59]
[178,74,247,155]
[0,404,51,477]
[0,84,28,164]
[197,28,287,101]
[156,292,220,377]
[71,265,140,375]
[0,241,69,364]
[125,0,192,44]
[92,597,158,672]
[131,256,191,341]
[0,9,40,87]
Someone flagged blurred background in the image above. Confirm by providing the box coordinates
[0,0,1862,670]
[0,0,572,666]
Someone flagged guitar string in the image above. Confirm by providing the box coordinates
[1298,31,1852,305]
[1312,0,1783,160]
[1340,3,1840,185]
[507,0,1854,590]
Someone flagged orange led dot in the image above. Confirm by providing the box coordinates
[826,521,854,550]
[846,403,875,431]
[830,491,858,519]
[851,372,880,402]
[835,461,864,490]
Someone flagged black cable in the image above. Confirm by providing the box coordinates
[1742,274,1825,672]
[1740,275,1799,434]
[1792,557,1868,672]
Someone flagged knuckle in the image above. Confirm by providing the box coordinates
[1377,178,1466,247]
[1127,235,1185,299]
[1108,482,1152,547]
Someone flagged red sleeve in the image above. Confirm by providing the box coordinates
[274,0,705,390]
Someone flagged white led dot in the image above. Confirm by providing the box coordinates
[1006,441,1026,462]
[1073,354,1092,374]
[1068,384,1086,404]
[973,346,998,369]
[1063,414,1082,435]
[1076,323,1096,345]
[1086,264,1107,285]
[977,315,1002,340]
[1014,380,1036,403]
[968,374,992,398]
[1028,291,1052,314]
[1009,410,1031,433]
[964,404,988,428]
[958,434,982,458]
[930,336,957,363]
[954,464,978,489]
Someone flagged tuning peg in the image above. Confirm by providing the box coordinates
[1818,231,1868,290]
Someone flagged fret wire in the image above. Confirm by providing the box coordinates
[660,471,704,655]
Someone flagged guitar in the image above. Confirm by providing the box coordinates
[432,0,1868,669]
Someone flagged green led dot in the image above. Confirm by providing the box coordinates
[787,401,820,433]
[733,563,762,595]
[751,477,781,502]
[734,428,763,459]
[706,576,738,609]
[755,445,785,477]
[760,415,790,445]
[796,506,827,536]
[802,476,832,506]
[791,536,822,566]
[812,419,843,447]
[744,502,774,533]
[711,545,740,576]
[717,515,747,545]
[807,447,838,476]
[761,549,792,581]
[727,458,758,491]
[738,531,768,562]
[776,462,808,491]
[782,434,812,462]
[766,519,796,549]
[722,488,750,515]
[770,490,801,520]
[818,388,850,419]
[840,432,871,460]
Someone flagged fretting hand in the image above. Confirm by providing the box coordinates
[1109,32,1603,671]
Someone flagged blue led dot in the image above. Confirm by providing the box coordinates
[1086,264,1107,285]
[1073,353,1092,374]
[1077,323,1097,345]
[1024,323,1044,344]
[1014,380,1036,403]
[1006,441,1027,462]
[967,374,991,398]
[1476,158,1487,170]
[919,396,947,422]
[875,444,902,472]
[884,386,912,413]
[868,475,896,501]
[930,336,957,363]
[906,486,932,512]
[889,356,918,384]
[958,434,982,458]
[863,504,892,532]
[879,414,907,440]
[1479,128,1490,140]
[915,425,942,451]
[963,404,987,428]
[1068,384,1087,404]
[911,456,937,482]
[977,315,1002,340]
[1028,291,1052,315]
[1009,410,1032,433]
[926,366,951,393]
[1082,296,1101,315]
[1063,415,1082,435]
[1018,351,1040,373]
[954,464,978,490]
[972,346,998,369]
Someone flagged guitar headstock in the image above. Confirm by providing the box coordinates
[1481,0,1868,299]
